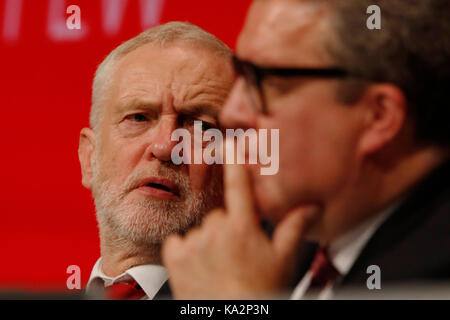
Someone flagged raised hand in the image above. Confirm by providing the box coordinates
[162,164,320,299]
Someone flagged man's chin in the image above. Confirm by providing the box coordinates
[116,225,175,246]
[254,187,296,223]
[256,202,288,226]
[257,200,323,237]
[301,223,322,243]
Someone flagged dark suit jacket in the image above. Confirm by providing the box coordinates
[292,160,450,294]
[153,280,172,300]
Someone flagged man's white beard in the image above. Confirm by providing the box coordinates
[91,155,222,248]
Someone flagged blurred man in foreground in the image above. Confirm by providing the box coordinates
[78,22,234,299]
[163,0,450,299]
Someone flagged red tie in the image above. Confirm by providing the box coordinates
[309,247,340,290]
[104,280,146,300]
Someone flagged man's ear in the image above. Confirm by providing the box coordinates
[78,127,96,190]
[357,84,407,156]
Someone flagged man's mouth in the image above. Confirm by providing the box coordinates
[146,182,172,192]
[136,177,180,199]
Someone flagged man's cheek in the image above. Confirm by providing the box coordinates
[98,151,129,183]
[187,163,207,188]
[187,163,216,191]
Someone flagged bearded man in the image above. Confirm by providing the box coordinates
[78,21,234,299]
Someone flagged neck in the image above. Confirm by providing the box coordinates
[99,227,162,278]
[321,144,448,243]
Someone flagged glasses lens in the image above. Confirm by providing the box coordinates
[233,56,264,113]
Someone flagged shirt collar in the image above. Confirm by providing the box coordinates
[328,200,402,276]
[86,258,168,299]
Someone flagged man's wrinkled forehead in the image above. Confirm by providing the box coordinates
[237,0,332,66]
[115,43,228,89]
[107,43,233,114]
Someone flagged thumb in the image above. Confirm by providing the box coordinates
[272,206,321,262]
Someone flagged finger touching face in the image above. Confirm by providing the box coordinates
[224,164,258,225]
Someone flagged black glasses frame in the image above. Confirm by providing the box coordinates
[232,55,360,114]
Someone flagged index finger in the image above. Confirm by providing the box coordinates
[224,163,257,224]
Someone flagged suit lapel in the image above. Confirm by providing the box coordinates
[339,160,450,289]
[153,280,173,300]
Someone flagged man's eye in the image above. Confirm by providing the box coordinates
[262,76,304,96]
[126,114,148,122]
[181,118,216,131]
[200,121,215,131]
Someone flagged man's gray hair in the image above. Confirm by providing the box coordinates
[326,0,450,146]
[90,21,233,133]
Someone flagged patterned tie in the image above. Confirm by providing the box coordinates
[104,280,147,300]
[309,246,340,291]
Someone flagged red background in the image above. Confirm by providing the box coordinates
[0,0,251,291]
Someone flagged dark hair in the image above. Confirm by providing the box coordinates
[328,0,450,146]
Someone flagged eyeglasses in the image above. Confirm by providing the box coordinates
[232,55,360,114]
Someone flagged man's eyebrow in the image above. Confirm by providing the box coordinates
[116,97,161,113]
[177,105,220,119]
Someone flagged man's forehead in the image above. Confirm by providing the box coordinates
[237,0,332,66]
[114,43,216,81]
[106,43,232,115]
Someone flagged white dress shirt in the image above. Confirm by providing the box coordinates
[290,201,402,300]
[86,258,168,300]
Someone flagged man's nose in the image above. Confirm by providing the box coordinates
[219,79,258,130]
[147,116,178,162]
